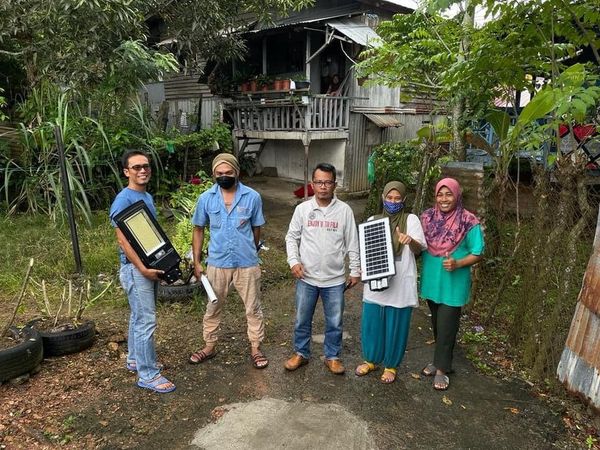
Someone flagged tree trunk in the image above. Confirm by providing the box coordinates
[451,2,475,161]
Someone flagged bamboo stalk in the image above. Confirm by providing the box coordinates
[53,286,67,327]
[42,280,52,317]
[2,258,34,337]
[67,280,73,318]
[75,288,83,323]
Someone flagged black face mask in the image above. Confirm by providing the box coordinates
[216,176,236,190]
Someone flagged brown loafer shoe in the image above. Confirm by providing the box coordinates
[324,358,345,375]
[284,354,309,371]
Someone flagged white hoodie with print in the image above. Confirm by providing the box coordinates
[285,196,360,288]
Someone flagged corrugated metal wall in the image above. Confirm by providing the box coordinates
[349,83,404,109]
[142,74,223,131]
[382,114,446,142]
[344,112,370,192]
[557,207,600,409]
[164,74,212,100]
[344,113,447,193]
[166,98,222,130]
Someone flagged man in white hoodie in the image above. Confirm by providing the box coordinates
[284,163,360,374]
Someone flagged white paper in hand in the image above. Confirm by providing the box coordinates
[200,274,218,303]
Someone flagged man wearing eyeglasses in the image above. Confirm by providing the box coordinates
[109,149,175,393]
[284,162,360,374]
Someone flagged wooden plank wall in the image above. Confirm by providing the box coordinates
[0,124,22,160]
[557,207,600,409]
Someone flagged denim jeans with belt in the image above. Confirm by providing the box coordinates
[119,264,160,382]
[293,279,345,360]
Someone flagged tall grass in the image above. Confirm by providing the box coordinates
[0,212,120,304]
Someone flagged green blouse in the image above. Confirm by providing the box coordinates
[420,224,484,307]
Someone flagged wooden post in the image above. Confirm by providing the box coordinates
[303,138,310,201]
[54,125,83,274]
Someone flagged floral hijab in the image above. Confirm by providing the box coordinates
[421,178,479,257]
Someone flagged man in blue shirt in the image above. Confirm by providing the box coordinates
[189,153,268,369]
[109,149,175,393]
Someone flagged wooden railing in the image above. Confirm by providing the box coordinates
[227,95,351,132]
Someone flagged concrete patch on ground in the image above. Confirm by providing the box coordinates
[312,331,351,344]
[190,397,375,450]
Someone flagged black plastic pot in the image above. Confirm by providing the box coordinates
[0,327,43,383]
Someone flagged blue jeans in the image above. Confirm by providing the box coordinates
[119,264,160,382]
[293,280,345,360]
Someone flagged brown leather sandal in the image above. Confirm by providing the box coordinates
[251,351,269,369]
[189,349,216,364]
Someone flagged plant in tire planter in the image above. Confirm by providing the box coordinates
[0,259,43,383]
[161,173,214,300]
[29,278,113,357]
[0,326,43,384]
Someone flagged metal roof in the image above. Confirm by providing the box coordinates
[381,0,418,9]
[363,113,404,128]
[327,19,381,47]
[248,0,415,33]
[249,4,363,32]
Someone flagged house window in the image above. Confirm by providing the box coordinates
[266,31,305,75]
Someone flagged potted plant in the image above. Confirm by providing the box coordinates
[256,74,273,92]
[274,77,291,91]
[249,76,258,92]
[288,72,310,89]
[232,69,252,93]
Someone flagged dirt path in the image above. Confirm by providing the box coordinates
[0,177,578,449]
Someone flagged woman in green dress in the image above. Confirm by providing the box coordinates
[420,178,484,390]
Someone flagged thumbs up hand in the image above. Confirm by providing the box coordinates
[442,252,457,272]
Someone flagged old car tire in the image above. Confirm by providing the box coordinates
[0,327,43,383]
[39,321,96,357]
[157,280,201,301]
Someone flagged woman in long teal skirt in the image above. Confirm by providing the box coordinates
[355,181,426,383]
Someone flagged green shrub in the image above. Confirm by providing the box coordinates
[167,173,214,259]
[365,141,420,218]
[149,123,232,198]
[1,81,232,221]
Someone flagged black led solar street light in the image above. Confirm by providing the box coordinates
[114,200,182,284]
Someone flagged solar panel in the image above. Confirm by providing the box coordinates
[358,217,396,291]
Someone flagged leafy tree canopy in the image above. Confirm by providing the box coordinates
[359,0,600,122]
[159,0,314,68]
[0,0,313,96]
[0,0,172,90]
